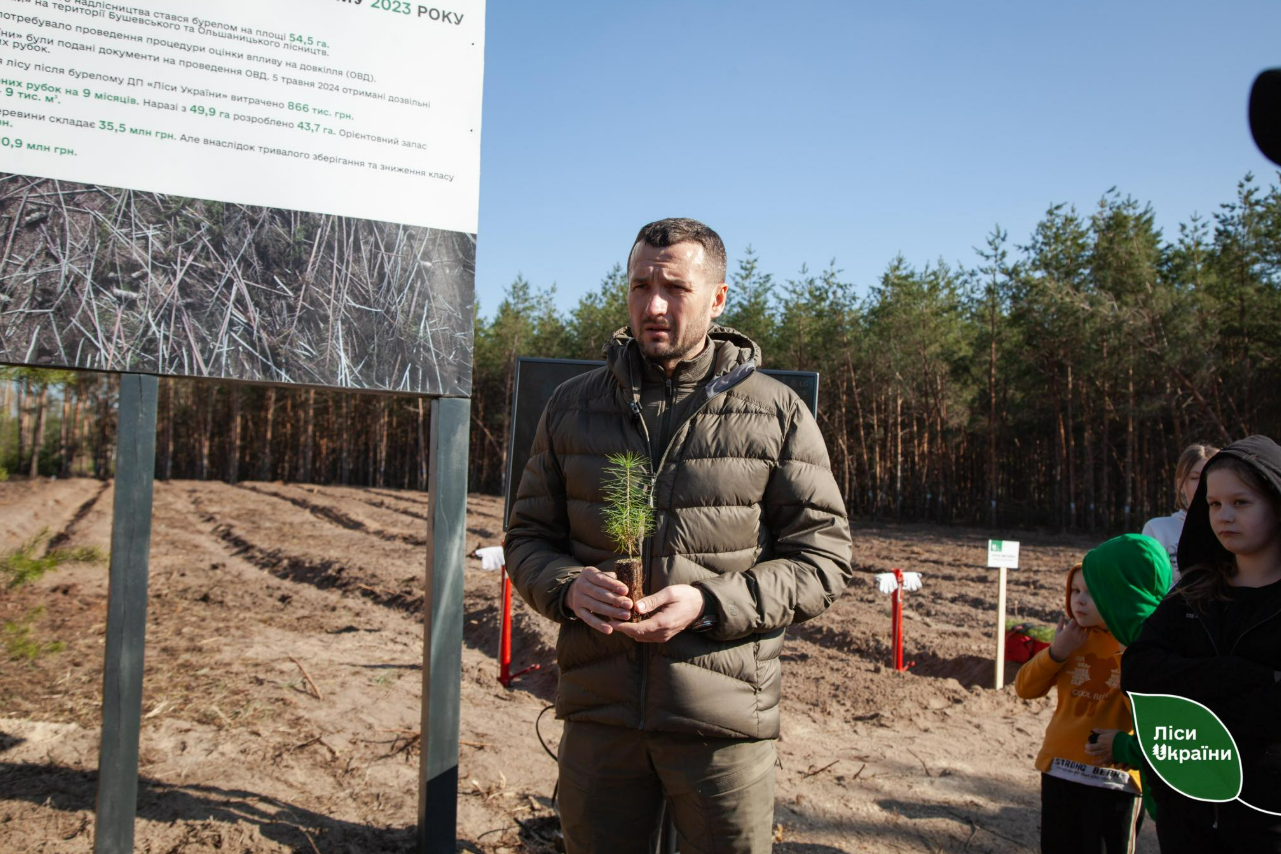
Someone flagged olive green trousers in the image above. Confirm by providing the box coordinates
[557,720,777,854]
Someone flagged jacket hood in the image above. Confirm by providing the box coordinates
[605,324,761,395]
[1079,534,1172,646]
[1177,435,1281,577]
[1063,563,1085,626]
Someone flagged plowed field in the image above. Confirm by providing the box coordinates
[0,479,1156,853]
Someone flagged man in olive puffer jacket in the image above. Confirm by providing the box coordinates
[504,218,853,854]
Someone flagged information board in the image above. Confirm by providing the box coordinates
[987,539,1020,569]
[0,0,484,394]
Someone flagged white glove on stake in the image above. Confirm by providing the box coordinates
[474,546,505,571]
[873,572,924,594]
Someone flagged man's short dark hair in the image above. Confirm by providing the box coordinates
[630,218,727,285]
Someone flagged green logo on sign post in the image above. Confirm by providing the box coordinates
[1128,693,1241,802]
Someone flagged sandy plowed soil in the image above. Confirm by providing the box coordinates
[0,480,1156,853]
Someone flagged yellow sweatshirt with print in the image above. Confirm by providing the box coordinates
[1015,565,1141,793]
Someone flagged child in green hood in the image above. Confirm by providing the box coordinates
[1079,534,1174,827]
[1016,534,1171,853]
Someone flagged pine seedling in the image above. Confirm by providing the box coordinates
[1,528,104,590]
[601,452,655,561]
[600,452,655,620]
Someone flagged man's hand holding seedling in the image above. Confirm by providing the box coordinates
[565,567,634,633]
[613,584,705,643]
[567,571,705,641]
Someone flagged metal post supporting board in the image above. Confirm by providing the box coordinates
[418,397,470,853]
[93,373,159,854]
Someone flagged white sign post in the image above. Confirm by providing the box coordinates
[988,539,1020,689]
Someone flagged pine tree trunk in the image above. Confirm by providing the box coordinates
[15,379,25,475]
[1051,369,1065,531]
[59,387,72,477]
[500,361,514,491]
[836,393,851,506]
[894,387,903,521]
[29,384,47,478]
[198,384,211,481]
[1066,365,1076,530]
[69,393,83,477]
[227,385,241,484]
[1160,405,1174,512]
[937,406,949,523]
[95,378,112,479]
[870,383,882,517]
[1125,358,1135,531]
[376,397,389,488]
[988,299,998,527]
[1082,386,1096,532]
[849,365,870,514]
[1168,380,1184,461]
[324,393,335,483]
[302,388,314,482]
[367,399,377,486]
[838,367,852,506]
[261,387,276,480]
[917,411,928,519]
[283,393,294,482]
[340,394,350,485]
[1101,340,1111,529]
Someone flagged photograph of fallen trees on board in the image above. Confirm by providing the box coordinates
[0,173,474,395]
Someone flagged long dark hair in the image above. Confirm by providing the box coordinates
[1180,455,1281,608]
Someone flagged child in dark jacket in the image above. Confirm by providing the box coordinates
[1122,435,1281,854]
[1015,535,1170,854]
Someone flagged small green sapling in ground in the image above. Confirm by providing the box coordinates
[601,451,655,622]
[2,528,104,663]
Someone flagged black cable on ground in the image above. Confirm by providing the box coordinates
[535,704,558,762]
[535,703,561,824]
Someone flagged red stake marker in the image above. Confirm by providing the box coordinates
[498,563,541,688]
[895,568,904,671]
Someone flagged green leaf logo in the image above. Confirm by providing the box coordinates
[1128,692,1241,802]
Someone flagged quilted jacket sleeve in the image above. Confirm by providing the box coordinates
[503,404,581,623]
[696,396,853,640]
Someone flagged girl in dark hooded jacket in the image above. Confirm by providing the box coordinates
[1122,435,1281,853]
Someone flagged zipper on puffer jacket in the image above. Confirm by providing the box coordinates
[660,377,674,468]
[627,347,756,730]
[627,347,652,731]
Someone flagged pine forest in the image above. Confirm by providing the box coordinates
[3,175,1280,532]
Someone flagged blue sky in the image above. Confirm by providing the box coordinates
[474,1,1281,318]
